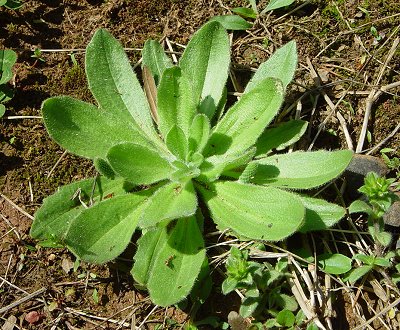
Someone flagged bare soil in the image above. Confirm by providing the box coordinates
[1,0,399,329]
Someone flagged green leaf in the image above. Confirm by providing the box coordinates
[196,181,305,241]
[0,0,7,6]
[94,158,116,179]
[240,289,261,317]
[190,258,212,304]
[222,277,239,295]
[85,29,162,148]
[30,176,127,243]
[251,150,353,189]
[298,196,346,233]
[180,21,230,119]
[249,0,258,13]
[107,142,173,185]
[205,78,284,157]
[0,104,5,117]
[373,257,391,268]
[199,148,256,182]
[0,49,17,84]
[157,67,197,138]
[275,293,298,311]
[255,120,308,156]
[276,310,296,327]
[210,15,253,30]
[42,96,151,159]
[142,40,173,85]
[65,193,150,264]
[0,84,14,103]
[262,0,295,13]
[349,200,373,215]
[376,231,392,247]
[317,253,352,275]
[131,216,205,306]
[245,41,297,91]
[188,114,210,154]
[139,181,198,228]
[4,0,23,9]
[343,265,372,283]
[232,7,257,19]
[165,125,188,160]
[354,253,375,265]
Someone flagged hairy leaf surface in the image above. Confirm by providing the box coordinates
[85,29,163,149]
[157,67,197,138]
[142,40,173,85]
[139,181,198,228]
[65,193,150,264]
[107,143,173,185]
[165,125,188,161]
[210,15,253,30]
[42,96,150,159]
[255,120,308,156]
[188,114,211,154]
[179,21,230,119]
[197,181,305,240]
[251,150,353,189]
[132,216,205,306]
[30,177,127,243]
[298,196,346,233]
[205,78,284,157]
[245,41,297,91]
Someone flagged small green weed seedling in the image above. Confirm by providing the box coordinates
[30,21,352,306]
[0,49,17,117]
[0,0,22,9]
[342,251,395,283]
[349,172,398,248]
[380,148,400,179]
[212,0,295,30]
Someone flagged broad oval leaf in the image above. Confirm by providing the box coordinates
[205,78,284,157]
[107,142,173,185]
[196,181,305,241]
[317,253,352,275]
[251,150,353,189]
[179,21,230,119]
[157,67,197,138]
[210,15,253,30]
[42,96,150,159]
[131,216,205,306]
[165,125,188,161]
[85,29,163,148]
[142,40,173,86]
[65,193,150,264]
[245,41,297,92]
[139,181,198,228]
[255,119,308,156]
[342,265,372,283]
[30,176,127,243]
[298,196,346,233]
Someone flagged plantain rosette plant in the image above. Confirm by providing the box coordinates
[30,21,353,306]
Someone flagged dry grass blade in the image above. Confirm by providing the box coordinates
[0,287,46,314]
[142,66,159,124]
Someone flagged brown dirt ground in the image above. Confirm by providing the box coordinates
[1,0,400,329]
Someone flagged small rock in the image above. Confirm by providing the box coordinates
[383,192,400,227]
[228,311,250,330]
[344,154,389,199]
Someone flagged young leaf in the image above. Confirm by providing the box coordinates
[255,119,308,156]
[94,158,116,179]
[210,15,253,30]
[276,310,296,327]
[157,67,197,138]
[232,7,257,19]
[139,181,198,228]
[205,78,284,157]
[65,193,150,264]
[165,125,188,161]
[298,196,346,233]
[42,96,151,159]
[262,0,295,13]
[142,40,173,85]
[179,21,230,119]
[343,265,372,283]
[196,181,305,241]
[251,150,353,189]
[348,200,373,215]
[245,41,297,92]
[131,216,205,306]
[30,177,127,243]
[107,142,173,185]
[188,114,211,154]
[317,253,352,274]
[85,29,162,148]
